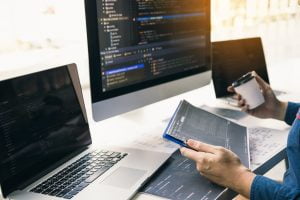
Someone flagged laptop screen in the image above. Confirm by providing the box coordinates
[212,37,270,98]
[0,65,92,197]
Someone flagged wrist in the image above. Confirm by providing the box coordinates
[230,167,256,198]
[273,101,288,121]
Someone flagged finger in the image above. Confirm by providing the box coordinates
[180,147,214,165]
[180,147,208,162]
[227,86,235,93]
[246,108,254,115]
[241,104,250,112]
[233,94,242,101]
[187,139,218,154]
[252,71,270,92]
[245,108,257,116]
[238,99,246,107]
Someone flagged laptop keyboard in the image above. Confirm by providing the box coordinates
[30,149,127,199]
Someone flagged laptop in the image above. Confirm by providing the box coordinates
[0,64,170,200]
[212,37,285,106]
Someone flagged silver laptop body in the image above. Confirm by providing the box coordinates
[0,64,170,200]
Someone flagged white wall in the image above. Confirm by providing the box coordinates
[0,0,90,86]
[0,0,86,53]
[0,0,299,87]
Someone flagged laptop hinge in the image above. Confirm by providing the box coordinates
[0,187,9,200]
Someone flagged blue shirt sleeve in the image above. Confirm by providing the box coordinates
[250,175,300,200]
[285,102,300,125]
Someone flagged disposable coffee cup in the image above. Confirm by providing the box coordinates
[232,72,265,110]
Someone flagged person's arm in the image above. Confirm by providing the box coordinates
[251,175,300,200]
[180,140,300,200]
[284,102,300,125]
[180,140,256,198]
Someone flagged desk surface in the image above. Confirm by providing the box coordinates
[85,82,296,200]
[0,48,299,200]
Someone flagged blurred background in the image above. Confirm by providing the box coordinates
[0,0,300,87]
[0,0,299,52]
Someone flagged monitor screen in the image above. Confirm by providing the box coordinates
[0,66,92,197]
[85,0,211,121]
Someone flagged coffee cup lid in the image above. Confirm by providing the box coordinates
[232,72,254,87]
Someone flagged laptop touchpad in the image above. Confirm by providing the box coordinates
[101,167,147,189]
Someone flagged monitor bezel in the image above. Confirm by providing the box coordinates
[84,0,212,103]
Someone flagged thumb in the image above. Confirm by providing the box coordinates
[227,86,235,93]
[252,71,270,92]
[187,139,217,154]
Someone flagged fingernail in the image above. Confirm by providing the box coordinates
[180,148,185,156]
[189,139,196,143]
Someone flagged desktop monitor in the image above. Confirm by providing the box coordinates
[85,0,212,121]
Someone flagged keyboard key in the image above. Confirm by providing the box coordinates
[91,152,98,156]
[63,194,74,199]
[110,152,121,158]
[49,189,60,196]
[81,174,89,178]
[57,185,67,190]
[112,158,121,162]
[56,193,65,198]
[41,188,53,195]
[60,188,72,196]
[85,166,110,183]
[75,182,89,190]
[105,151,114,156]
[86,171,94,176]
[74,180,82,185]
[68,190,80,196]
[67,184,77,191]
[57,180,64,185]
[105,163,114,167]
